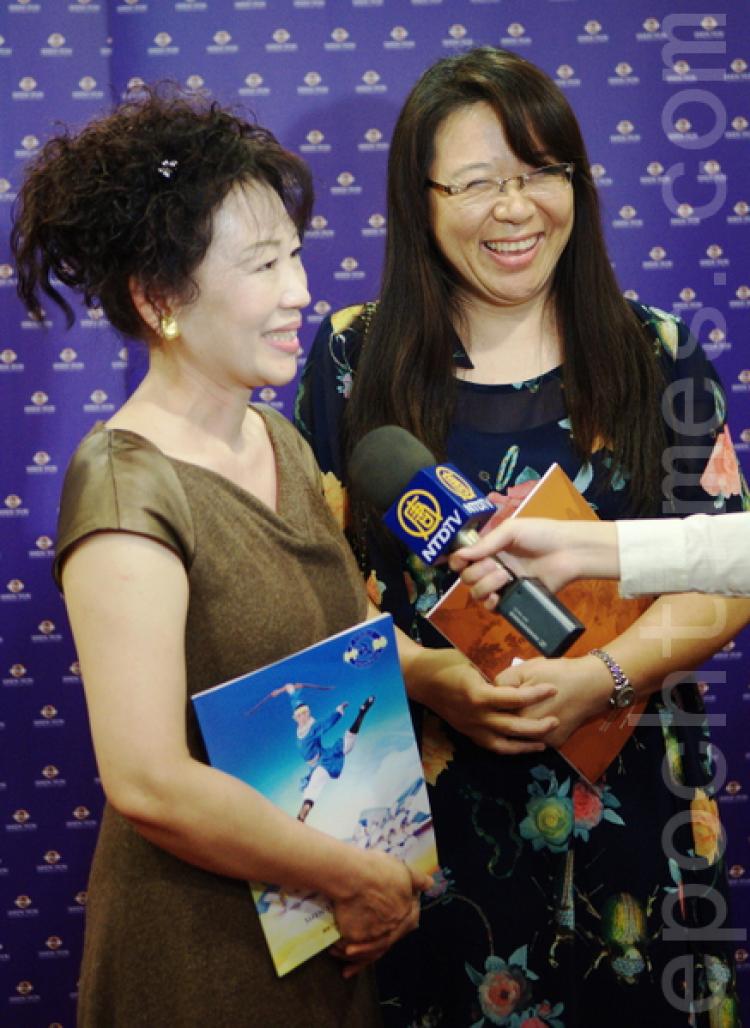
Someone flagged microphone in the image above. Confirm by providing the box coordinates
[348,425,584,659]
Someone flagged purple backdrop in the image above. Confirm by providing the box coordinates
[0,1,748,1023]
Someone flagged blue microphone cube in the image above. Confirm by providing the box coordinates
[383,464,496,565]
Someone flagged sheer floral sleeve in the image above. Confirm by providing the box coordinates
[641,303,750,515]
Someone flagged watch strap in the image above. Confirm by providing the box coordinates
[589,648,633,707]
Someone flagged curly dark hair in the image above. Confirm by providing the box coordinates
[11,83,313,338]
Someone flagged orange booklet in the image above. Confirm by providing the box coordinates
[426,463,651,784]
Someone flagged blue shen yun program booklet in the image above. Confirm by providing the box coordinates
[192,613,438,977]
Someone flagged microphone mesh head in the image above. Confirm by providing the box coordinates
[348,426,435,511]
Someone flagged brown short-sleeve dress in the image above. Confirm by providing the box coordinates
[54,406,380,1028]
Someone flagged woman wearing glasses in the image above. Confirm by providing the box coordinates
[296,48,747,1027]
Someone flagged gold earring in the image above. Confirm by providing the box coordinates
[159,313,180,341]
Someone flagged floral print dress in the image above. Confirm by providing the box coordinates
[295,301,748,1028]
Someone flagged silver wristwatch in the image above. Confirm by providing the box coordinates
[590,648,637,709]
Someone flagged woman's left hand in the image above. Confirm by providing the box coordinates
[495,654,614,748]
[328,858,430,977]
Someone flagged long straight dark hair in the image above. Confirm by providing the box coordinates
[343,48,665,516]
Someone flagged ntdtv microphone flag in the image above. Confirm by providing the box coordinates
[350,426,584,659]
[383,464,496,565]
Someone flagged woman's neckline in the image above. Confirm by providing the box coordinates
[455,364,563,392]
[96,404,286,517]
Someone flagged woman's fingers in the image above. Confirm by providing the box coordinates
[331,892,423,975]
[488,683,557,709]
[453,556,511,603]
[492,712,559,736]
[453,554,504,585]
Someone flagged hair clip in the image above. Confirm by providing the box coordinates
[157,158,178,180]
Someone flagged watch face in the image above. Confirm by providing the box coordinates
[614,685,637,708]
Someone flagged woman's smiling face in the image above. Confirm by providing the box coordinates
[428,102,574,312]
[168,182,310,392]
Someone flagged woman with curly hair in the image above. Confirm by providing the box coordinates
[9,85,479,1026]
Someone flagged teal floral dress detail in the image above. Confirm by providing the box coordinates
[295,301,745,1028]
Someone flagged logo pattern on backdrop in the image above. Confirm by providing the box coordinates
[0,1,748,1020]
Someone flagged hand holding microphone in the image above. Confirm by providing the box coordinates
[450,518,621,603]
[348,426,584,658]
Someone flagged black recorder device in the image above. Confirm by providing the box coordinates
[349,426,585,660]
[455,526,584,658]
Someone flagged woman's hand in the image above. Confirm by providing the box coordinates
[329,851,431,977]
[449,518,620,606]
[495,654,613,748]
[397,636,561,755]
[426,660,563,754]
